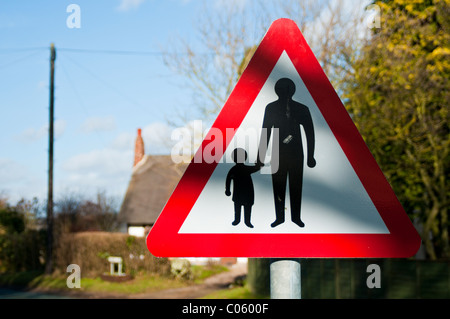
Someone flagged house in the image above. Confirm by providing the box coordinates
[119,128,240,265]
[118,128,188,237]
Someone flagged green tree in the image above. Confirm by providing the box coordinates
[0,200,46,272]
[0,206,25,234]
[344,0,449,259]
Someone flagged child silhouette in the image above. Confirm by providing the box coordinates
[225,148,260,228]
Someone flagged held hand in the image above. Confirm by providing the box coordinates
[307,157,316,168]
[225,189,231,196]
[255,160,265,169]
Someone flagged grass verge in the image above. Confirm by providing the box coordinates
[0,264,230,297]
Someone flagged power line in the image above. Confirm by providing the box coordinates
[58,47,215,56]
[58,56,130,176]
[58,56,91,119]
[58,47,166,56]
[60,52,149,113]
[0,46,165,56]
[0,50,43,70]
[0,47,47,54]
[0,46,215,57]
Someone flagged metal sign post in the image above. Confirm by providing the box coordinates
[270,258,301,299]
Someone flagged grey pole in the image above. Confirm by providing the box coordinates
[270,258,301,299]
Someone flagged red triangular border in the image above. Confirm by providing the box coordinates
[147,19,421,258]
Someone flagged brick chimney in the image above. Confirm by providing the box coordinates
[134,128,145,167]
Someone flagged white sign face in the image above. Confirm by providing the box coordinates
[178,51,389,235]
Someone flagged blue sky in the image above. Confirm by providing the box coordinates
[0,0,209,203]
[0,0,373,205]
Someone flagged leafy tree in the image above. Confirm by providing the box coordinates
[344,0,449,259]
[0,206,25,234]
[14,197,43,230]
[0,199,46,272]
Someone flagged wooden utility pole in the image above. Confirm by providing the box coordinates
[45,43,56,274]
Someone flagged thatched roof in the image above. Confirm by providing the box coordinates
[118,155,188,226]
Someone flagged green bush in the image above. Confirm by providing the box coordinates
[0,207,25,234]
[0,230,46,273]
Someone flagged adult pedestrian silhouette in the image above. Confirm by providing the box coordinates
[257,78,316,228]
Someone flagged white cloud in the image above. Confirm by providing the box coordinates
[112,131,134,150]
[116,0,146,12]
[0,158,27,184]
[59,121,180,199]
[62,148,131,175]
[0,158,45,203]
[111,122,175,154]
[300,0,371,61]
[60,146,133,198]
[214,0,248,11]
[142,122,174,154]
[37,80,46,90]
[55,120,67,138]
[15,119,66,143]
[80,116,116,134]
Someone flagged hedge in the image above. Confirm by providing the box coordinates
[53,231,170,277]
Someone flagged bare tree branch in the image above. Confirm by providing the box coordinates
[163,0,369,124]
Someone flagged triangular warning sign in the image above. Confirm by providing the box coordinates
[147,18,421,258]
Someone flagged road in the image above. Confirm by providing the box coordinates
[0,263,247,299]
[0,288,73,299]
